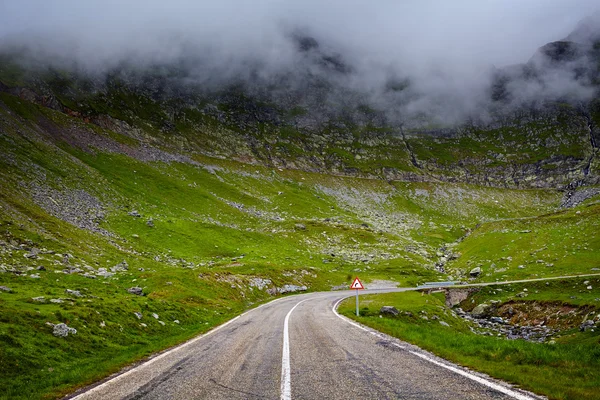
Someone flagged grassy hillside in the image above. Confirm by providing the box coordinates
[445,200,600,282]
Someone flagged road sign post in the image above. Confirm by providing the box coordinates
[350,277,365,316]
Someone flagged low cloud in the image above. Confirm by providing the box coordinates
[0,1,599,125]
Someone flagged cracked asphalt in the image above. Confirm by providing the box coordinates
[68,290,544,400]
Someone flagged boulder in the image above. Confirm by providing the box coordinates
[127,287,144,296]
[65,289,83,297]
[469,267,481,278]
[580,320,595,332]
[0,286,11,292]
[52,323,77,337]
[380,306,399,316]
[471,303,492,318]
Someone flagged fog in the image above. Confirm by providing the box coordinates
[1,0,599,125]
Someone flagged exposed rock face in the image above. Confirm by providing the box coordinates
[444,288,479,308]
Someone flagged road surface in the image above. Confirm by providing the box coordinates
[68,289,543,400]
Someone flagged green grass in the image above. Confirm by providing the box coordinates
[339,289,600,400]
[446,202,600,282]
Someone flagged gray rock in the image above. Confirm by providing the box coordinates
[580,320,595,332]
[52,323,77,337]
[469,267,481,278]
[294,223,306,230]
[65,289,83,297]
[134,312,143,320]
[471,303,492,318]
[97,268,114,278]
[146,218,155,227]
[280,284,307,294]
[439,321,450,327]
[111,261,129,272]
[32,296,46,302]
[152,313,159,319]
[0,286,11,292]
[50,299,64,304]
[380,306,399,316]
[127,287,144,296]
[128,210,141,218]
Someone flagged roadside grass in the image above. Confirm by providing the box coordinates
[339,289,600,400]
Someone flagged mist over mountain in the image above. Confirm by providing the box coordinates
[1,1,599,127]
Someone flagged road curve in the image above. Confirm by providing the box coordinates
[68,289,544,400]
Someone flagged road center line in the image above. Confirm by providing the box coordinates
[281,299,309,400]
[332,297,538,400]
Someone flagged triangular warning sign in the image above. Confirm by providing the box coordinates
[350,277,364,290]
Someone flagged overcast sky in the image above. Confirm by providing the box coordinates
[1,1,598,68]
[1,1,598,124]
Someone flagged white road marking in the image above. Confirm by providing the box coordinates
[407,351,536,400]
[332,297,539,400]
[280,299,309,400]
[71,296,289,399]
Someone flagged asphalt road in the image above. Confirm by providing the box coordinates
[69,289,544,400]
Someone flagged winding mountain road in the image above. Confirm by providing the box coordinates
[69,289,544,400]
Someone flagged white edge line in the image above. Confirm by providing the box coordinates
[280,299,309,400]
[72,296,289,399]
[332,297,538,400]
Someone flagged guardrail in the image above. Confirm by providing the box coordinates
[417,281,456,289]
